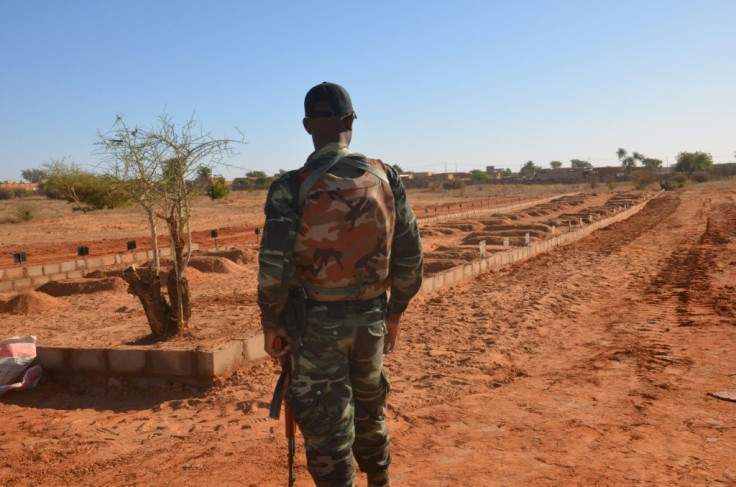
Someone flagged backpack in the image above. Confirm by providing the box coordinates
[286,149,395,301]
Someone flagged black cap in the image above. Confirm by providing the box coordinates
[304,82,355,118]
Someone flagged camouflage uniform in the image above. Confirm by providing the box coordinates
[258,142,423,486]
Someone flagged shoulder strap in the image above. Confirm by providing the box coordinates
[297,147,351,210]
[341,157,389,183]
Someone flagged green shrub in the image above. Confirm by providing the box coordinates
[0,187,14,200]
[14,203,38,222]
[670,174,687,188]
[208,176,229,200]
[633,170,655,189]
[690,171,710,183]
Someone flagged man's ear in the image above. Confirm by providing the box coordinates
[303,118,312,135]
[343,116,354,132]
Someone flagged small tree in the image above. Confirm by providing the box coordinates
[549,161,562,169]
[642,158,662,169]
[197,165,213,179]
[520,160,539,178]
[96,113,242,338]
[40,158,129,211]
[674,151,713,174]
[570,159,592,169]
[471,169,491,181]
[21,168,47,183]
[208,175,229,199]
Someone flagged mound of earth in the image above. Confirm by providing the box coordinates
[84,269,123,279]
[0,291,68,315]
[37,277,128,297]
[205,249,256,265]
[187,256,244,274]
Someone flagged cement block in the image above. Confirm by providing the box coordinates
[31,275,50,286]
[121,253,135,264]
[48,272,68,282]
[60,261,75,272]
[25,265,44,277]
[198,341,244,377]
[244,333,267,362]
[115,254,122,265]
[159,247,172,257]
[134,251,148,262]
[86,258,102,269]
[43,263,61,275]
[66,270,83,279]
[76,259,88,269]
[151,350,193,376]
[0,269,4,280]
[36,347,68,370]
[12,278,32,290]
[0,280,13,292]
[108,349,147,374]
[71,349,106,371]
[101,255,116,266]
[4,267,24,279]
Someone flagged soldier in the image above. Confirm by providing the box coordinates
[258,81,423,487]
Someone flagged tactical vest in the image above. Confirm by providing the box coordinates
[292,157,395,301]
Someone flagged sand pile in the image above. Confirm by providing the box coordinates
[0,291,68,315]
[37,277,129,297]
[206,249,256,265]
[187,256,244,274]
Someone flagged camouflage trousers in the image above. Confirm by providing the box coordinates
[289,306,391,487]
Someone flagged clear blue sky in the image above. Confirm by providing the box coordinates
[1,1,734,181]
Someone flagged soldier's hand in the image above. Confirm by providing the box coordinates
[264,328,290,359]
[384,312,401,354]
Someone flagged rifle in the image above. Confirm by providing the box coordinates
[268,337,296,487]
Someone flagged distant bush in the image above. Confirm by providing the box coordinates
[0,187,14,200]
[14,203,38,222]
[670,174,688,188]
[208,176,229,200]
[605,177,616,190]
[633,170,656,189]
[690,171,710,183]
[40,160,130,210]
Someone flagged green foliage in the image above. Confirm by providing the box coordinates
[589,176,599,189]
[549,161,563,169]
[21,168,47,183]
[0,187,15,200]
[633,169,656,189]
[674,151,713,173]
[606,177,616,190]
[40,159,130,210]
[520,160,539,177]
[570,159,592,169]
[690,171,710,183]
[246,170,270,187]
[470,169,491,181]
[208,176,229,199]
[14,203,38,222]
[642,158,663,169]
[196,166,213,179]
[670,174,688,188]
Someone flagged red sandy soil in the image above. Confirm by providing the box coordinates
[1,185,736,485]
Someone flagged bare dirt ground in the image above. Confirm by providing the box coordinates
[1,184,736,486]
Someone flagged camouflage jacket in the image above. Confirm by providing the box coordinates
[258,142,423,331]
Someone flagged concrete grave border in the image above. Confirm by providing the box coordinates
[29,191,658,384]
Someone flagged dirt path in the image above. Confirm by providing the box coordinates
[1,188,735,486]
